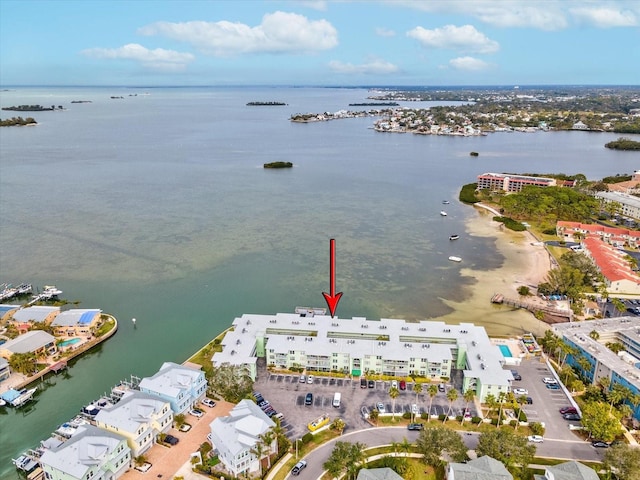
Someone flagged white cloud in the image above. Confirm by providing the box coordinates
[448,56,491,71]
[328,58,399,75]
[81,43,194,71]
[570,6,638,27]
[407,24,499,54]
[375,27,396,37]
[138,11,338,56]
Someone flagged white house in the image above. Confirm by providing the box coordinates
[448,456,513,480]
[138,361,207,414]
[94,391,173,457]
[209,399,276,476]
[39,424,131,480]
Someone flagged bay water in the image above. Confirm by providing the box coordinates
[0,86,638,476]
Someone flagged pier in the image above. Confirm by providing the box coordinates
[491,293,572,320]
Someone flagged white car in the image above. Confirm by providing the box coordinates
[202,398,216,407]
[391,380,398,389]
[411,404,419,415]
[376,402,386,413]
[528,435,544,443]
[513,388,528,395]
[307,375,314,384]
[542,377,558,384]
[189,408,204,418]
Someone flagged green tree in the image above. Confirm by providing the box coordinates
[369,408,379,425]
[589,330,600,341]
[331,418,345,434]
[427,384,438,421]
[8,352,38,375]
[415,424,467,467]
[608,384,632,413]
[476,429,536,477]
[461,389,475,425]
[581,401,622,442]
[445,388,459,421]
[611,298,626,318]
[496,392,507,428]
[399,437,413,457]
[249,441,266,478]
[484,393,497,419]
[208,363,254,403]
[603,443,640,480]
[323,441,366,480]
[389,386,400,420]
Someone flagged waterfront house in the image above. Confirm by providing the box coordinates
[50,309,102,337]
[139,361,207,414]
[9,306,60,333]
[476,172,556,193]
[533,460,599,480]
[212,311,512,403]
[447,456,512,480]
[209,399,276,477]
[357,468,404,480]
[39,424,131,480]
[94,391,173,457]
[0,304,20,321]
[0,357,10,383]
[0,330,57,361]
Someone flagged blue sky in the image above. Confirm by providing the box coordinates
[1,0,639,86]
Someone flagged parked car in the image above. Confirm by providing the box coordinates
[438,384,446,392]
[542,377,558,384]
[563,413,581,421]
[510,370,522,381]
[307,375,314,384]
[360,377,367,388]
[399,380,407,390]
[513,388,528,395]
[526,397,533,404]
[591,441,610,448]
[546,383,560,390]
[376,402,386,413]
[305,393,313,406]
[164,434,179,445]
[299,375,306,383]
[528,435,544,443]
[202,398,216,407]
[559,406,577,414]
[407,423,423,431]
[189,408,204,418]
[178,423,192,432]
[368,380,375,388]
[291,460,307,476]
[391,380,398,390]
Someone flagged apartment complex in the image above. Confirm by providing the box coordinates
[552,317,640,421]
[476,172,556,193]
[212,311,513,402]
[595,191,640,220]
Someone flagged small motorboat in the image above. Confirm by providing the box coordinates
[442,200,450,204]
[448,256,462,262]
[440,211,448,216]
[449,235,460,241]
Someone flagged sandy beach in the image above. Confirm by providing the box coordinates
[439,205,554,338]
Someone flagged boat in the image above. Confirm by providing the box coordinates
[442,200,450,204]
[12,454,38,472]
[440,211,448,216]
[0,387,37,407]
[0,398,6,407]
[448,256,462,262]
[449,235,460,241]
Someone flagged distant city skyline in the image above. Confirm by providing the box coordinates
[1,0,639,87]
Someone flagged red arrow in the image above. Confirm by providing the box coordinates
[322,238,343,318]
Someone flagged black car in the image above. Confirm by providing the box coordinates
[526,397,533,404]
[407,423,423,431]
[368,380,375,388]
[591,441,610,448]
[164,434,179,445]
[360,378,367,388]
[563,413,581,421]
[510,370,522,381]
[305,393,313,405]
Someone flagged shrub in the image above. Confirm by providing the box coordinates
[302,433,313,444]
[402,412,411,419]
[493,216,527,231]
[459,183,480,204]
[438,414,447,422]
[472,416,482,424]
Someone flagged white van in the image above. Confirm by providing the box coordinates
[332,392,341,408]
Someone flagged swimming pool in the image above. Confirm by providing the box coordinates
[498,344,513,358]
[58,338,81,347]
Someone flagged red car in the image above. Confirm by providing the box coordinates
[399,380,407,390]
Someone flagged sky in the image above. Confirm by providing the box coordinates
[0,0,639,87]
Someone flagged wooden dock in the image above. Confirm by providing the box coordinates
[491,293,572,319]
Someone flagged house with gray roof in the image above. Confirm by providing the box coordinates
[10,306,60,324]
[39,424,131,480]
[357,467,404,480]
[139,361,207,414]
[94,390,173,457]
[51,308,102,336]
[0,330,57,360]
[533,460,599,480]
[209,399,276,476]
[447,456,513,480]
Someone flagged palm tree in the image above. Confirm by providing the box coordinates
[399,437,412,457]
[611,298,626,318]
[250,441,266,478]
[589,330,600,341]
[484,393,497,420]
[331,418,345,434]
[461,389,475,425]
[608,384,631,413]
[389,386,400,420]
[369,408,379,426]
[445,388,458,422]
[496,392,506,428]
[427,384,438,421]
[515,395,528,430]
[259,430,275,468]
[413,382,423,406]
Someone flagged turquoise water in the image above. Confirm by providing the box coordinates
[499,344,513,358]
[57,338,81,347]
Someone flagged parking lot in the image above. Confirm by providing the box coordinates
[252,368,478,440]
[504,356,582,441]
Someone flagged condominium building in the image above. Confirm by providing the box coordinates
[595,191,640,220]
[212,311,513,402]
[476,173,556,193]
[552,317,640,421]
